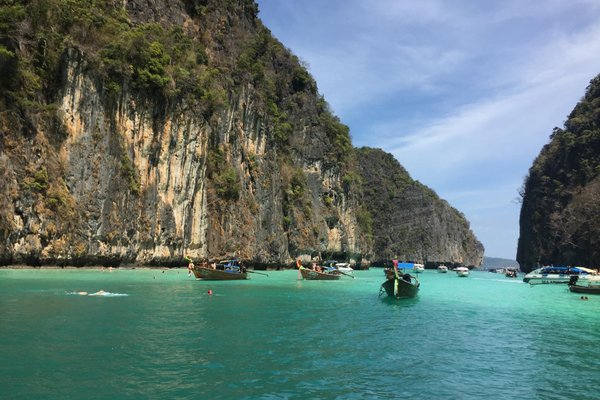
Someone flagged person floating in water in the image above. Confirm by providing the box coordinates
[207,289,213,296]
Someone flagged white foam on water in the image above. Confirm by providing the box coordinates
[66,291,128,297]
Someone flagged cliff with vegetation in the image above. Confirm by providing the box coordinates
[355,148,483,267]
[517,74,600,272]
[0,0,482,268]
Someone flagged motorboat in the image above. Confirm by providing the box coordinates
[505,269,518,278]
[323,260,354,274]
[456,266,469,277]
[522,266,597,285]
[437,265,448,273]
[414,263,425,273]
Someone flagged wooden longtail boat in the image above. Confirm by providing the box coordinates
[192,259,248,280]
[568,276,600,294]
[569,284,600,294]
[379,262,420,299]
[299,266,341,280]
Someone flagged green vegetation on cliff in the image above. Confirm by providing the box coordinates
[518,74,600,272]
[355,147,483,267]
[0,0,359,265]
[0,0,481,267]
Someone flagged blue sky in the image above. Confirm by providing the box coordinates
[255,0,600,259]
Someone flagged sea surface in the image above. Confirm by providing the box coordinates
[1,268,599,399]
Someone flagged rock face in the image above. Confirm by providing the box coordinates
[517,74,600,273]
[0,0,365,266]
[0,0,482,267]
[355,148,484,267]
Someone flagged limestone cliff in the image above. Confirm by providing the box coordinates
[0,0,365,266]
[0,0,482,268]
[517,74,600,272]
[355,148,484,267]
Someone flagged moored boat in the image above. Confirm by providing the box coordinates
[414,263,425,273]
[568,275,600,294]
[456,266,469,277]
[523,266,596,285]
[569,284,600,294]
[379,261,420,299]
[299,266,341,280]
[505,269,518,278]
[192,259,248,280]
[323,260,354,275]
[437,265,448,273]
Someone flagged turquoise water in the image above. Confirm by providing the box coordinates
[1,269,599,399]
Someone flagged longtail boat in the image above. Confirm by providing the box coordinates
[379,261,420,299]
[192,259,248,280]
[569,284,600,294]
[568,275,600,294]
[299,266,341,280]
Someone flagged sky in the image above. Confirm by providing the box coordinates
[255,0,600,260]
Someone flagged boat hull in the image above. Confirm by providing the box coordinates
[523,266,597,285]
[524,275,576,285]
[192,267,248,280]
[299,268,341,280]
[380,278,419,298]
[456,267,469,277]
[569,285,600,294]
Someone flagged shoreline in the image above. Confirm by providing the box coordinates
[0,265,290,271]
[0,265,177,270]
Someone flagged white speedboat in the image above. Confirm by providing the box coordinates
[456,266,469,277]
[414,263,425,273]
[334,262,354,274]
[437,265,448,273]
[323,260,354,275]
[523,266,597,285]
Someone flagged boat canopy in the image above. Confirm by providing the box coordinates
[397,262,414,269]
[537,266,593,274]
[576,267,598,274]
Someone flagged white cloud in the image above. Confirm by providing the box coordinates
[257,0,600,258]
[383,20,600,189]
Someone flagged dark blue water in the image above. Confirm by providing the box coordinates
[1,268,599,399]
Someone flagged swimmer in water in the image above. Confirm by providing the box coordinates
[207,289,213,296]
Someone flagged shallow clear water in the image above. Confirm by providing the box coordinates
[1,269,599,399]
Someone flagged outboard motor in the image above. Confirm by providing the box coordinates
[569,275,579,286]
